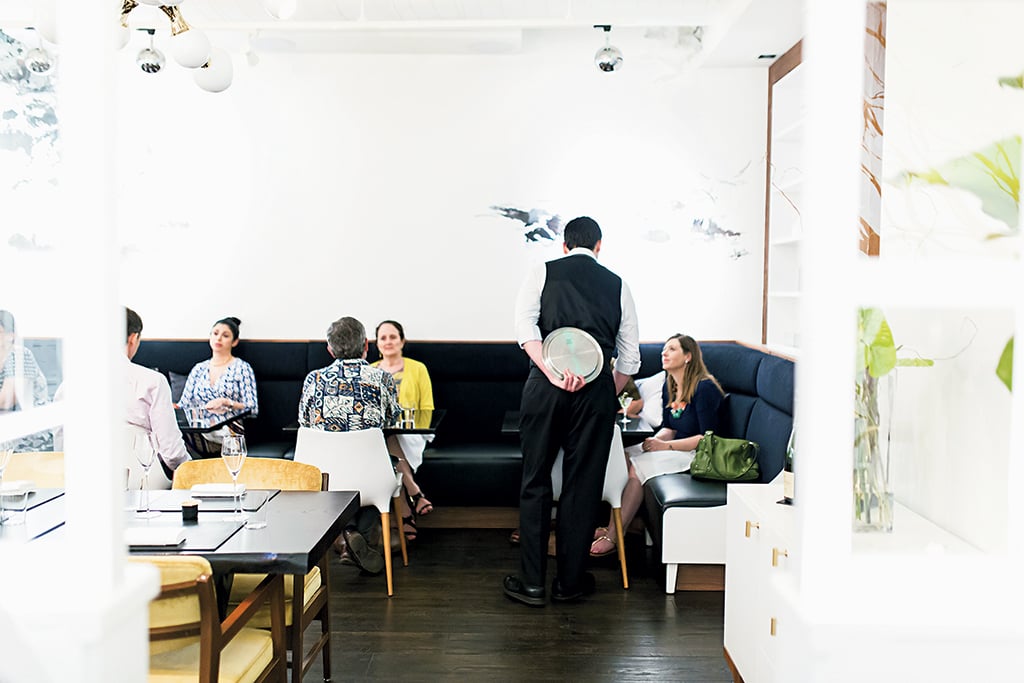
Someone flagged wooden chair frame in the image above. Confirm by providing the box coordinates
[149,569,286,683]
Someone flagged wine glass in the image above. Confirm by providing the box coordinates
[134,433,161,518]
[221,435,247,521]
[619,395,633,426]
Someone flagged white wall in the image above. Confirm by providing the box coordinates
[105,35,768,343]
[880,1,1021,552]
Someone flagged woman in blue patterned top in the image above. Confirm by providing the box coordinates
[179,316,259,418]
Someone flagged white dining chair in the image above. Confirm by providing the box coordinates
[293,426,407,596]
[551,424,630,589]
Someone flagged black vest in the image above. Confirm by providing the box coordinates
[539,253,622,371]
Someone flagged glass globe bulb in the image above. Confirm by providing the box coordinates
[264,0,298,20]
[194,47,233,93]
[172,27,211,69]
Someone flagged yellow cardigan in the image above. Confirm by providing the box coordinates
[372,357,434,410]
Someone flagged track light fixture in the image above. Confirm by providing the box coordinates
[136,29,164,74]
[593,25,623,73]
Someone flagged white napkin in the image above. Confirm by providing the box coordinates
[124,527,186,547]
[629,449,695,485]
[190,483,246,497]
[0,480,34,495]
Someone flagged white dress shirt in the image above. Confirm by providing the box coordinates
[125,356,189,472]
[514,247,641,376]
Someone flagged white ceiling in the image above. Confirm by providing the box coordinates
[0,0,803,68]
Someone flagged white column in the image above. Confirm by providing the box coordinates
[793,0,864,610]
[0,3,158,682]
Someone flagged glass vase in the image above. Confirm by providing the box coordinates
[853,368,896,532]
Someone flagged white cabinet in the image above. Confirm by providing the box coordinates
[723,480,793,683]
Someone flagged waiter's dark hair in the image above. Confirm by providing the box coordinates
[564,216,602,250]
[214,316,242,341]
[126,307,143,341]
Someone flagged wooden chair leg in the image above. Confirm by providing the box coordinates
[612,507,629,589]
[381,511,394,596]
[290,574,304,683]
[394,494,409,566]
[319,556,331,681]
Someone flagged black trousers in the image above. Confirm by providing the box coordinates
[517,369,617,588]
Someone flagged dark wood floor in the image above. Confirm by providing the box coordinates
[301,527,733,682]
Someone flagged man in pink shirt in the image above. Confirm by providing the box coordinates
[125,308,189,489]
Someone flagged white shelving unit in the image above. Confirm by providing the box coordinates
[728,4,1024,682]
[763,50,805,353]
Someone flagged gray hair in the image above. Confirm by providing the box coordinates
[327,317,366,359]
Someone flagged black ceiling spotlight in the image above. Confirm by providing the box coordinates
[137,29,165,74]
[594,25,623,73]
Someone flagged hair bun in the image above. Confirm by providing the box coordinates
[228,316,241,326]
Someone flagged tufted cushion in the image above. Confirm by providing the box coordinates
[757,353,795,416]
[701,342,763,395]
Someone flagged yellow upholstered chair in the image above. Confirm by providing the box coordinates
[293,426,407,597]
[172,458,330,683]
[4,451,64,488]
[129,555,286,683]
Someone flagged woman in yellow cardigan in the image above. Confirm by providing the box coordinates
[373,320,435,541]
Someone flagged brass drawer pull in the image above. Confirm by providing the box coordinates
[770,617,777,636]
[772,547,788,566]
[744,520,760,537]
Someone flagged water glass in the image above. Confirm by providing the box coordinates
[0,483,31,526]
[244,493,268,530]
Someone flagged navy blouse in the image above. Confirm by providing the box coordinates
[661,378,723,439]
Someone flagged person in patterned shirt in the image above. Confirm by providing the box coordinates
[298,316,401,574]
[0,310,52,452]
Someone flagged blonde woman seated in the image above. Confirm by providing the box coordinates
[590,333,724,557]
[371,320,435,542]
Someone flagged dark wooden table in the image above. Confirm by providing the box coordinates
[501,410,656,447]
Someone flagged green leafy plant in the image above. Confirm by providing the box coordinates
[996,336,1014,392]
[899,136,1020,234]
[854,308,933,531]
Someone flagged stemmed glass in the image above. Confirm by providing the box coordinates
[619,395,634,426]
[0,442,13,524]
[135,433,161,518]
[221,435,247,522]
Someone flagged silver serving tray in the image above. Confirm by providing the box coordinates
[541,327,604,384]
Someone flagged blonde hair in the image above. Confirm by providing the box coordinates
[665,334,722,404]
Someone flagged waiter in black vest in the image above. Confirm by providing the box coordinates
[504,216,640,606]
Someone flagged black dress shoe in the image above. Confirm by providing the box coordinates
[551,572,596,602]
[503,575,546,607]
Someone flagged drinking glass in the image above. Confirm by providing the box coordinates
[134,433,161,518]
[0,443,13,488]
[221,435,247,521]
[619,396,633,426]
[0,443,15,525]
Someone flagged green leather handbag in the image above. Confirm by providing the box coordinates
[689,431,760,482]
